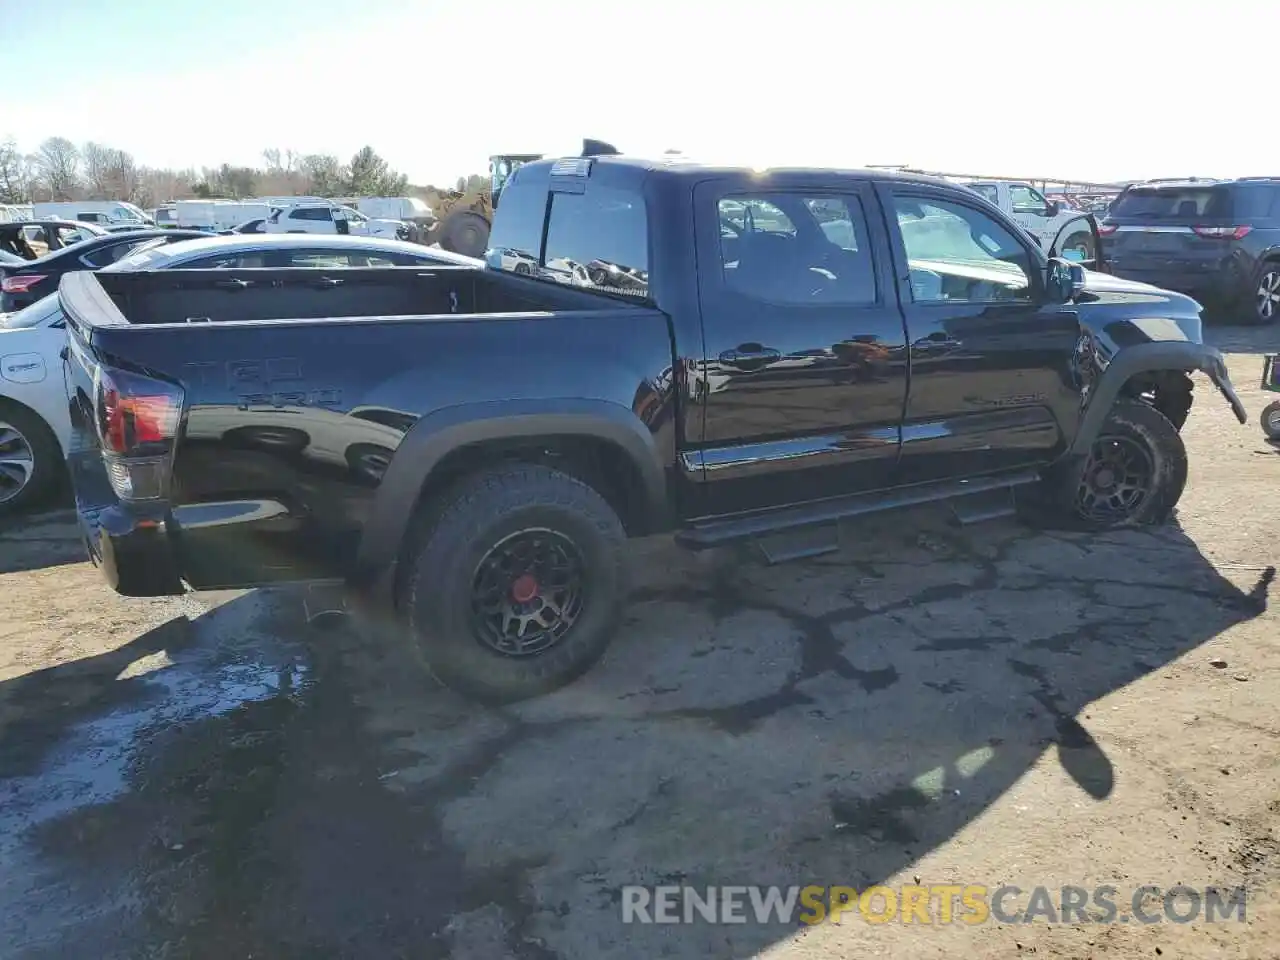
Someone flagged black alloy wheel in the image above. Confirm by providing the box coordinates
[469,528,586,657]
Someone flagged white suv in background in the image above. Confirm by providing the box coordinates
[263,202,405,239]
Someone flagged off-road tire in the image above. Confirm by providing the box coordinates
[1261,399,1280,441]
[403,464,627,703]
[0,402,62,519]
[1039,399,1187,531]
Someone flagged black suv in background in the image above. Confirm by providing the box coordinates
[1100,177,1280,324]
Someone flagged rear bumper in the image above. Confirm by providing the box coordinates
[1106,259,1248,304]
[78,503,186,597]
[69,448,185,597]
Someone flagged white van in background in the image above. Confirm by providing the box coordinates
[32,200,152,228]
[174,200,272,232]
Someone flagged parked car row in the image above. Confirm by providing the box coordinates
[151,196,427,239]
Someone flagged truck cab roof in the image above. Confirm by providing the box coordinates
[514,152,957,190]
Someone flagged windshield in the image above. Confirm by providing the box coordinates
[0,292,61,329]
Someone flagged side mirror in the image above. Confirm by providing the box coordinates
[1047,257,1086,303]
[1046,200,1061,217]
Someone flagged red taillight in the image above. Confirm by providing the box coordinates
[1191,225,1252,240]
[1,274,48,294]
[95,368,183,456]
[1097,224,1118,236]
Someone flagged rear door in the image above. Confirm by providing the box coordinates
[688,174,908,518]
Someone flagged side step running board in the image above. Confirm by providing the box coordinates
[676,470,1039,550]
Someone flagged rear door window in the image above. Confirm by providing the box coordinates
[1110,186,1232,219]
[717,193,877,305]
[542,184,649,296]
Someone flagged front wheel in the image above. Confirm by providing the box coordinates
[1043,400,1187,531]
[403,464,627,703]
[1261,400,1280,441]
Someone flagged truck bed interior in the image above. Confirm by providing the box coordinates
[78,266,644,326]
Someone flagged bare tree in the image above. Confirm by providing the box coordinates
[299,153,345,196]
[106,148,139,201]
[0,138,30,202]
[4,137,461,207]
[36,137,81,200]
[82,141,112,197]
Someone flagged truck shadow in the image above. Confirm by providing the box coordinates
[0,514,1271,959]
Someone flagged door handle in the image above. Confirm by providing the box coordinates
[913,333,962,352]
[311,276,345,288]
[214,278,251,290]
[719,346,781,371]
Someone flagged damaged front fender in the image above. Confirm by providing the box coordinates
[1070,340,1247,455]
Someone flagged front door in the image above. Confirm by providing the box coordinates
[878,185,1083,485]
[687,176,909,519]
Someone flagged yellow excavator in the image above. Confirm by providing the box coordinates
[424,141,622,257]
[423,153,543,257]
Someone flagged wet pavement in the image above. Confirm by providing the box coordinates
[0,328,1277,959]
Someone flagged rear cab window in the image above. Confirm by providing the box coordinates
[485,160,650,298]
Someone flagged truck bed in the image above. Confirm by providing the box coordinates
[59,262,676,590]
[62,264,644,331]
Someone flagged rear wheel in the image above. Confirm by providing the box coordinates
[0,403,62,519]
[1252,261,1280,325]
[1040,400,1187,531]
[1261,400,1280,441]
[403,464,627,703]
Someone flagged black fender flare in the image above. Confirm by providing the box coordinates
[1069,341,1246,455]
[351,397,670,583]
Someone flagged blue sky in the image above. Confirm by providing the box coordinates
[2,0,1269,186]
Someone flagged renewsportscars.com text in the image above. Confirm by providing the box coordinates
[620,884,1247,926]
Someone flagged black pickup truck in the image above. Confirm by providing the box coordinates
[60,148,1248,702]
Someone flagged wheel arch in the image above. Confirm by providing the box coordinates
[1069,342,1243,455]
[351,398,672,588]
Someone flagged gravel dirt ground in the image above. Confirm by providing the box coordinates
[1,324,1277,960]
